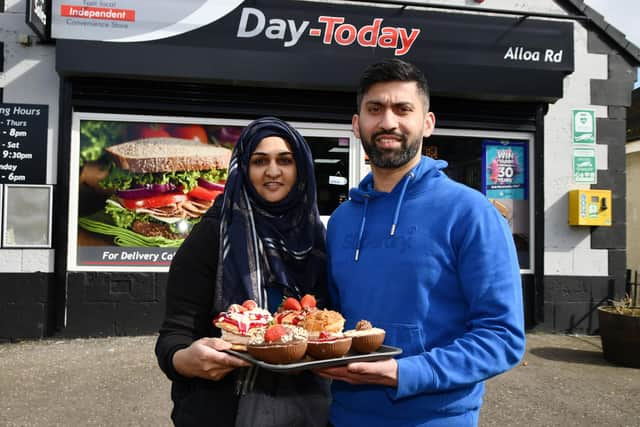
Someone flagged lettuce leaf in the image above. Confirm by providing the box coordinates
[78,213,183,248]
[100,166,227,192]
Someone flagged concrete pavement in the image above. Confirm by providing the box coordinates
[1,334,639,426]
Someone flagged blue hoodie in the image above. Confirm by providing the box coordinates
[326,156,525,427]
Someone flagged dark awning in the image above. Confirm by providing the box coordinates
[56,0,574,102]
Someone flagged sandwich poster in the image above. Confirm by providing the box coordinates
[71,114,241,270]
[481,140,527,201]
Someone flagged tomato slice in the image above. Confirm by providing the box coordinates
[187,186,223,202]
[170,125,209,144]
[119,192,187,210]
[135,124,170,139]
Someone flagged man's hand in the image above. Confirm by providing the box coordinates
[314,358,398,387]
[173,337,250,381]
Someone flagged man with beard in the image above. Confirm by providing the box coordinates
[316,59,525,426]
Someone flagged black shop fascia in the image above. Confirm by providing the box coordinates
[55,0,574,111]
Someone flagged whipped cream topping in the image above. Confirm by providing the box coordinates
[213,307,273,335]
[249,325,308,345]
[307,331,346,341]
[344,327,385,337]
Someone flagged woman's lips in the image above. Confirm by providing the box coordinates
[264,182,283,190]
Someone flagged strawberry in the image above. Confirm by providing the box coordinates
[300,294,317,309]
[228,304,246,313]
[241,299,258,311]
[264,325,287,343]
[281,297,302,311]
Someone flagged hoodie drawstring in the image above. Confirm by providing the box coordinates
[354,171,414,261]
[354,195,369,261]
[390,172,414,236]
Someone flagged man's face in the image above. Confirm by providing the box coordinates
[353,81,435,169]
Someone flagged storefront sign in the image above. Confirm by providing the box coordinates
[52,0,243,41]
[573,148,597,184]
[26,0,51,42]
[54,0,574,101]
[572,109,596,144]
[482,140,528,200]
[0,103,48,185]
[52,0,572,66]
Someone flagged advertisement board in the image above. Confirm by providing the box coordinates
[69,113,243,271]
[68,113,356,271]
[482,140,528,200]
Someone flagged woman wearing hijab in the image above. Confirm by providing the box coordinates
[155,117,329,427]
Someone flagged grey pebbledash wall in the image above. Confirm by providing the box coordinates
[540,29,636,334]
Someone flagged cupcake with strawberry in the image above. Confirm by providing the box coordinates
[303,309,352,359]
[272,294,318,326]
[213,299,273,351]
[247,324,309,364]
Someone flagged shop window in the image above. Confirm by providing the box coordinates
[68,113,356,271]
[2,184,53,248]
[426,130,533,272]
[306,136,350,216]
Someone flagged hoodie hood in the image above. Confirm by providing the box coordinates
[348,156,448,261]
[350,156,448,202]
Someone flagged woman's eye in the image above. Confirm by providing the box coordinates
[251,158,267,166]
[278,157,294,165]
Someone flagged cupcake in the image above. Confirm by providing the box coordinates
[302,309,346,338]
[273,309,307,326]
[212,300,273,351]
[273,295,318,326]
[301,309,351,359]
[306,331,352,360]
[345,320,386,353]
[247,324,308,364]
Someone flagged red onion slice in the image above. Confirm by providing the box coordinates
[197,178,225,191]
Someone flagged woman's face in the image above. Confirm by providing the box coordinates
[249,136,297,203]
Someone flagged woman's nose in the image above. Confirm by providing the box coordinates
[265,161,281,177]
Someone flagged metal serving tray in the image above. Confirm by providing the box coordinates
[224,345,402,373]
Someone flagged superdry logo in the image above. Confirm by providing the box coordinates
[237,7,420,56]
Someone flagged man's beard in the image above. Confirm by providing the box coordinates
[361,129,422,169]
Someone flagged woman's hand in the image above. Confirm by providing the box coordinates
[314,358,398,387]
[172,337,250,381]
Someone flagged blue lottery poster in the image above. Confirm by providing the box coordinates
[482,140,528,200]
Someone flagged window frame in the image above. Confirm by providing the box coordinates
[431,127,535,274]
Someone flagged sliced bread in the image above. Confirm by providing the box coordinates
[105,137,232,173]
